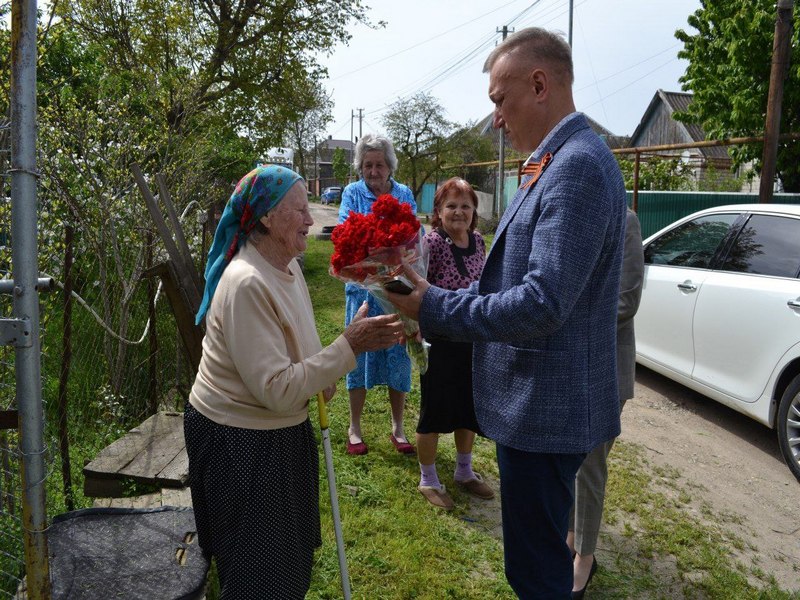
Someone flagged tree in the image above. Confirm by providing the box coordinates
[332,147,350,184]
[439,122,497,190]
[55,0,375,149]
[286,81,333,179]
[383,92,454,197]
[0,0,377,400]
[675,1,800,191]
[616,156,695,191]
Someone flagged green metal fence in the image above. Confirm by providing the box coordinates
[629,191,800,238]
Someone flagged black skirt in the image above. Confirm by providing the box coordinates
[417,339,483,435]
[184,403,321,600]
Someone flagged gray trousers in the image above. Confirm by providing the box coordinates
[569,397,627,555]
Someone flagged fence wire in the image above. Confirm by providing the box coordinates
[0,115,208,596]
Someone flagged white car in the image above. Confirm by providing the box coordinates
[635,204,800,481]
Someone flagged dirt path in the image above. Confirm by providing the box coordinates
[464,366,800,593]
[620,366,799,591]
[309,202,340,234]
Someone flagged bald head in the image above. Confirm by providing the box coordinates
[484,27,574,88]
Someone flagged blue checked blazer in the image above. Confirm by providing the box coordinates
[419,113,627,453]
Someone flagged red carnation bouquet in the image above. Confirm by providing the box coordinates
[330,194,429,373]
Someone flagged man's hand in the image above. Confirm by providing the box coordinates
[385,262,430,322]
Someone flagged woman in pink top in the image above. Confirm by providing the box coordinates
[416,178,495,510]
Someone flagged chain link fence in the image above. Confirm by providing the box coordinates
[0,117,25,598]
[0,115,209,595]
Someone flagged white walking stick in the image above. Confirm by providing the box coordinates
[317,392,352,599]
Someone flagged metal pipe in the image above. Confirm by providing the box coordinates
[612,132,800,155]
[0,277,53,294]
[317,393,351,599]
[444,132,800,170]
[10,0,52,596]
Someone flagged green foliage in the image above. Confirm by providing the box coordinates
[675,1,800,191]
[616,155,695,191]
[383,94,498,197]
[383,92,454,197]
[440,122,498,190]
[286,81,334,179]
[332,147,350,184]
[697,163,748,192]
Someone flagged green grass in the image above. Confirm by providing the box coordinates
[291,237,800,600]
[293,238,511,599]
[13,234,794,599]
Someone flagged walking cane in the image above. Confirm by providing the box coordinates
[317,392,352,599]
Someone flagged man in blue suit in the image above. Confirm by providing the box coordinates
[389,27,627,598]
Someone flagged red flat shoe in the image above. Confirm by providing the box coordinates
[346,440,368,455]
[390,434,415,455]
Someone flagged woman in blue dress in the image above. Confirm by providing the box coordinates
[338,133,417,456]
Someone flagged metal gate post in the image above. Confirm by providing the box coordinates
[9,0,52,597]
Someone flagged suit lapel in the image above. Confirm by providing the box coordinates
[490,114,592,250]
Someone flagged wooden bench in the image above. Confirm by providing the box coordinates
[83,411,189,498]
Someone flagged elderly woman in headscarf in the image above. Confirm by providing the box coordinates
[337,133,418,456]
[186,165,404,599]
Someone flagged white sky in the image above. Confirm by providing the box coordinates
[319,0,702,141]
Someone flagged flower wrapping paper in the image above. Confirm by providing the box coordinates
[330,194,430,373]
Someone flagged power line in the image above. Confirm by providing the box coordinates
[579,56,679,112]
[329,0,527,82]
[574,44,681,92]
[360,0,557,122]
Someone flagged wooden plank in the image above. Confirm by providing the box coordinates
[157,446,189,488]
[83,413,170,478]
[161,486,193,508]
[83,411,180,480]
[131,164,202,314]
[83,477,125,498]
[165,261,204,372]
[118,415,185,485]
[92,487,193,509]
[142,261,203,372]
[83,412,189,497]
[155,173,204,296]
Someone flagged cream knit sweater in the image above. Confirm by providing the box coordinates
[189,242,355,430]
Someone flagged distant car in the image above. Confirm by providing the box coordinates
[635,204,800,481]
[321,186,342,205]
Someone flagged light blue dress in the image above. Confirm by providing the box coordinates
[338,178,417,391]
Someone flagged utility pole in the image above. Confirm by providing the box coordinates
[357,108,363,140]
[568,0,574,48]
[350,110,356,182]
[495,26,513,218]
[313,135,318,195]
[759,0,793,202]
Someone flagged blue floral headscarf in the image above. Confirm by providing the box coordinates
[196,164,303,324]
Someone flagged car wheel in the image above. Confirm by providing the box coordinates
[777,373,800,482]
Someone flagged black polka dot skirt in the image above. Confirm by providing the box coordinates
[184,402,321,599]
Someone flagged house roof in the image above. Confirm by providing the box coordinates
[319,138,353,152]
[629,90,730,160]
[475,111,627,149]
